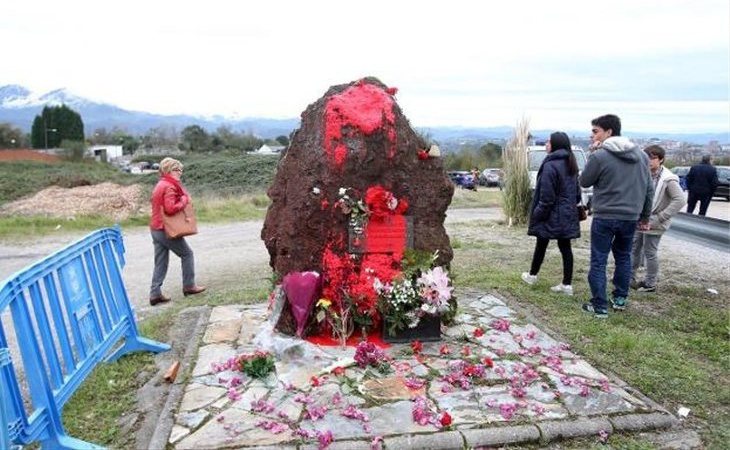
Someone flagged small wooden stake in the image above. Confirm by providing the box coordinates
[164,361,181,383]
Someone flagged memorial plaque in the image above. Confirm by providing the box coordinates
[348,215,413,254]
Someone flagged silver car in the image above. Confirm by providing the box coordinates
[527,146,593,210]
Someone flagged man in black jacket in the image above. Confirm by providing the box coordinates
[686,155,719,216]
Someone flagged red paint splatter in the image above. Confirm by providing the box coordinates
[323,82,397,167]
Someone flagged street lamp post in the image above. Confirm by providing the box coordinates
[44,125,57,151]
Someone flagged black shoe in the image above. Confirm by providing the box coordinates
[636,281,656,293]
[149,294,171,306]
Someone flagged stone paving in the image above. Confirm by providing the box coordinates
[164,293,675,449]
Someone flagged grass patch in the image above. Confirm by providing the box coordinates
[0,193,270,240]
[450,188,502,208]
[448,221,729,448]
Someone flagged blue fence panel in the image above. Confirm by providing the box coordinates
[0,225,169,449]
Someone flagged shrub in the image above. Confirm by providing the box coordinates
[501,118,531,226]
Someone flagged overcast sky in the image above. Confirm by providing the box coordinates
[1,0,728,134]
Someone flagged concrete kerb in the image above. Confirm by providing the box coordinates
[610,412,678,432]
[461,424,541,448]
[146,305,212,450]
[382,430,465,450]
[538,417,613,443]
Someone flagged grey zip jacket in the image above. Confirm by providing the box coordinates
[579,136,653,221]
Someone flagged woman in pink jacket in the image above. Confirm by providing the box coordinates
[149,157,206,305]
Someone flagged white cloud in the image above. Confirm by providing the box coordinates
[1,0,728,132]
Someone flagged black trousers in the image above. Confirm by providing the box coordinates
[686,192,712,216]
[529,237,573,285]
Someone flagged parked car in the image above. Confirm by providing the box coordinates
[670,166,690,191]
[714,166,730,201]
[480,168,504,187]
[527,145,593,211]
[447,171,476,190]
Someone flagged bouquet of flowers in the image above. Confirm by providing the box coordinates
[236,351,276,379]
[374,251,454,336]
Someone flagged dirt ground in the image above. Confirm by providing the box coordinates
[0,182,148,220]
[0,149,60,163]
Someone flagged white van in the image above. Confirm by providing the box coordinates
[527,145,593,211]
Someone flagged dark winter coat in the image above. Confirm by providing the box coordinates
[686,162,719,196]
[528,148,581,239]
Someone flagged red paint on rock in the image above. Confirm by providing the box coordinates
[324,82,397,167]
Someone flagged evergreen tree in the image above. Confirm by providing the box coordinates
[30,104,85,149]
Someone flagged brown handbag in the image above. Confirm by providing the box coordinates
[161,203,198,239]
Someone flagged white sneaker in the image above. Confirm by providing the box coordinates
[521,272,537,285]
[550,284,573,296]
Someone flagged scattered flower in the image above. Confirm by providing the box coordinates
[439,411,453,427]
[499,402,518,420]
[410,340,423,354]
[439,344,451,355]
[371,435,384,450]
[473,327,485,338]
[256,420,288,434]
[331,366,346,376]
[491,318,511,332]
[404,377,426,390]
[598,429,610,444]
[482,357,494,368]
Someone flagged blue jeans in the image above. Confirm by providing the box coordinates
[588,218,637,311]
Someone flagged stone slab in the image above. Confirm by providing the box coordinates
[203,318,243,344]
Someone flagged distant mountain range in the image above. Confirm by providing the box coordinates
[1,84,726,144]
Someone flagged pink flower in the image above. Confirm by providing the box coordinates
[598,429,610,444]
[439,344,451,355]
[371,435,384,450]
[317,430,334,449]
[491,318,511,332]
[499,402,518,420]
[473,327,485,337]
[404,377,426,390]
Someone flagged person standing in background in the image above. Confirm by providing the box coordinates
[686,154,719,216]
[631,145,686,293]
[521,132,581,296]
[579,114,653,318]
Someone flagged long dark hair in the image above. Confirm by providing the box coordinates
[550,131,579,176]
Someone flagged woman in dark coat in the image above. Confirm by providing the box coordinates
[521,132,581,295]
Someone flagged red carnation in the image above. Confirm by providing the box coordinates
[417,149,429,160]
[410,340,423,354]
[483,357,494,368]
[331,366,345,376]
[439,411,453,427]
[473,327,485,338]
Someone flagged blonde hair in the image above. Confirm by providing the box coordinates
[159,157,183,175]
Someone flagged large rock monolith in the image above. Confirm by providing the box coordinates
[261,77,454,334]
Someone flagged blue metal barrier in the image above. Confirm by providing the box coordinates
[0,225,169,449]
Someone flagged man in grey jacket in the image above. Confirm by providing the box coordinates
[579,114,653,318]
[631,145,686,292]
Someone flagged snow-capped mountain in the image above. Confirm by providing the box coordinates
[0,84,300,138]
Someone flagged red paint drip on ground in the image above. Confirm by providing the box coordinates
[323,82,397,167]
[305,329,391,349]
